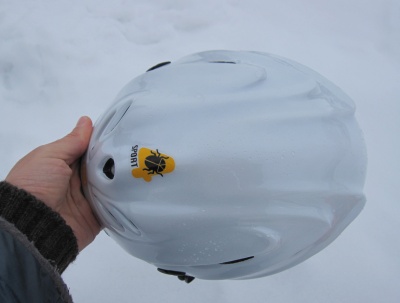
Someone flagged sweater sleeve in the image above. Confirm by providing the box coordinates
[0,181,78,273]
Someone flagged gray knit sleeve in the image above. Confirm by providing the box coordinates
[0,181,78,273]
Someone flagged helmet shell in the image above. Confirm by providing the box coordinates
[82,51,367,280]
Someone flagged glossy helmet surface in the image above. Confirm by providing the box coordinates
[82,51,367,281]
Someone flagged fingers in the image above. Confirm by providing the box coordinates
[69,161,102,251]
[48,116,93,165]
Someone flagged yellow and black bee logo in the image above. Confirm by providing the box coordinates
[131,146,175,182]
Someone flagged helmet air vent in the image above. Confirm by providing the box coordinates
[146,61,171,72]
[103,101,132,137]
[220,256,254,265]
[103,158,115,179]
[209,61,236,64]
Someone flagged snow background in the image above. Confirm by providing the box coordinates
[1,0,399,302]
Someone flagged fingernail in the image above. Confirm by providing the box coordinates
[76,116,87,128]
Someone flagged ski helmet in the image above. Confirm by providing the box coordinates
[82,50,367,282]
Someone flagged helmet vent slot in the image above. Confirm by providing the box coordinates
[147,61,171,72]
[103,101,132,136]
[220,256,254,265]
[103,158,115,179]
[209,61,236,64]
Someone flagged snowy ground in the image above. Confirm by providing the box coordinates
[1,0,399,302]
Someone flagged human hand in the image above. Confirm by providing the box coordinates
[5,116,101,251]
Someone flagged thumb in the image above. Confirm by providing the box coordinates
[49,116,93,165]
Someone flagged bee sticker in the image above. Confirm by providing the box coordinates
[132,147,175,182]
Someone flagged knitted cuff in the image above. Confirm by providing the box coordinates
[0,181,78,273]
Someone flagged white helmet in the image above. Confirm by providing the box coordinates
[82,51,367,282]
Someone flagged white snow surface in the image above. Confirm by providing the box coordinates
[1,0,399,302]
